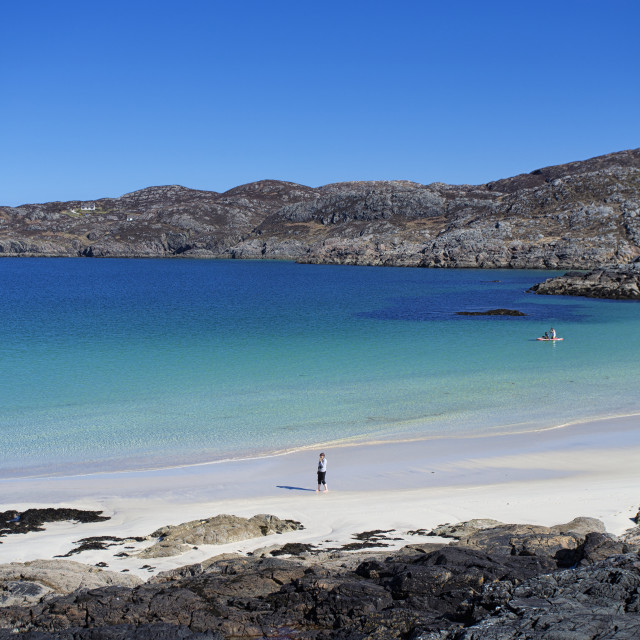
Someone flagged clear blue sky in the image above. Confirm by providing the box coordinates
[2,0,639,206]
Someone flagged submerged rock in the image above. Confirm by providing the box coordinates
[455,309,526,316]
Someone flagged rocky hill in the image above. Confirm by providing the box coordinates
[1,149,639,269]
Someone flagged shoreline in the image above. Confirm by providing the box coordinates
[1,412,639,579]
[3,409,640,482]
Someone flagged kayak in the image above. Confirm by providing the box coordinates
[537,337,563,341]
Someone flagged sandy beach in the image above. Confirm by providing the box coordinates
[1,413,639,579]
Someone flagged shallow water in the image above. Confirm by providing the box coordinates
[1,258,638,478]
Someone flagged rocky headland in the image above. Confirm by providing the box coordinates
[530,262,640,299]
[2,514,640,639]
[1,149,639,275]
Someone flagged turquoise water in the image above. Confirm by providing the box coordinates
[1,258,639,478]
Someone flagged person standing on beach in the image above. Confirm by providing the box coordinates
[316,452,328,492]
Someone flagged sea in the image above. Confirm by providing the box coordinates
[1,258,639,478]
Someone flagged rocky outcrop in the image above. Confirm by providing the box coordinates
[1,148,639,269]
[53,514,304,560]
[1,517,640,639]
[136,514,303,558]
[428,518,504,538]
[0,560,141,607]
[429,517,615,568]
[429,553,640,639]
[530,262,640,299]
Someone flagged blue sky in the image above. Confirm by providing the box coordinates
[2,0,639,205]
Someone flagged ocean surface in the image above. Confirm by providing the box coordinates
[1,258,639,478]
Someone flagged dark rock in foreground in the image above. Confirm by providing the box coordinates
[0,559,142,607]
[2,517,640,639]
[428,554,640,639]
[530,263,640,299]
[455,309,526,316]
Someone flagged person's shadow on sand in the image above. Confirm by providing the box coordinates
[276,485,315,492]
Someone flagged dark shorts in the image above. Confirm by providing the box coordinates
[317,471,326,485]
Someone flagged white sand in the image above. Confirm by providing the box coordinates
[1,414,639,579]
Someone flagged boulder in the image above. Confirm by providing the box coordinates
[432,517,607,568]
[0,559,142,606]
[549,516,606,536]
[621,525,640,545]
[137,514,302,558]
[0,580,53,608]
[579,531,639,565]
[428,519,504,539]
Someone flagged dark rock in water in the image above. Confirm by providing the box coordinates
[0,509,110,539]
[530,263,640,299]
[456,308,526,316]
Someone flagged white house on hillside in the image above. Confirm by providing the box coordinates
[80,203,96,211]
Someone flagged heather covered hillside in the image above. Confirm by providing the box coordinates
[1,149,639,270]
